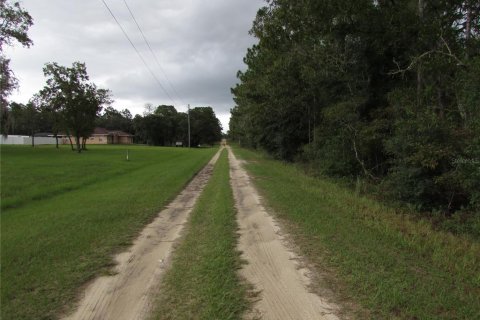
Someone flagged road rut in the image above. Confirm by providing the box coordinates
[228,146,340,320]
[63,148,222,320]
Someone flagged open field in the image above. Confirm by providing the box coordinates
[151,149,249,320]
[1,145,217,320]
[232,146,480,319]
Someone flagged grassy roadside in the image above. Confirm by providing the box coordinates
[1,145,135,210]
[232,146,480,319]
[151,149,249,320]
[1,145,217,320]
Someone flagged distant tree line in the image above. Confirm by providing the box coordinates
[229,0,480,214]
[96,106,134,134]
[133,105,222,147]
[4,84,222,150]
[95,104,223,147]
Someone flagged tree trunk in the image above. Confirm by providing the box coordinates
[75,134,81,153]
[417,67,422,106]
[55,134,59,149]
[313,93,316,143]
[465,1,472,59]
[352,137,376,181]
[465,1,471,42]
[68,134,74,151]
[437,88,445,119]
[307,103,311,144]
[418,0,424,17]
[31,132,35,147]
[417,0,424,106]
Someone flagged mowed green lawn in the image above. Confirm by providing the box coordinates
[232,146,480,319]
[0,144,217,320]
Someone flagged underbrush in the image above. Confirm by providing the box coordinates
[296,155,480,241]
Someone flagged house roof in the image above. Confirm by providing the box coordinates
[93,127,110,134]
[93,127,133,137]
[34,132,54,137]
[109,131,133,137]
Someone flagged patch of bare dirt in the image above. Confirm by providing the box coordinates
[228,146,341,320]
[63,148,223,320]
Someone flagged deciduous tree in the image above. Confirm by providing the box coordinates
[0,0,33,135]
[40,62,111,152]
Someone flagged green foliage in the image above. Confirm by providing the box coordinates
[6,102,39,136]
[38,62,111,152]
[0,0,33,134]
[384,98,468,211]
[134,105,185,146]
[0,0,33,49]
[189,106,223,146]
[230,0,480,213]
[455,56,480,209]
[96,106,133,133]
[134,105,222,147]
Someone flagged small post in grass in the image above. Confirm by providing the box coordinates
[126,149,129,161]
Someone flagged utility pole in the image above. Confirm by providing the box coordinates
[187,104,191,148]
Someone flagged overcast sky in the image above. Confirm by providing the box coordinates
[5,0,264,132]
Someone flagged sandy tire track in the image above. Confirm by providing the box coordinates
[63,148,223,320]
[228,146,340,320]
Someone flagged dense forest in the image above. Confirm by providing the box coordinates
[229,0,480,215]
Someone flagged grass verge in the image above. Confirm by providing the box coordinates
[150,149,249,320]
[1,145,179,210]
[1,145,217,320]
[232,145,480,319]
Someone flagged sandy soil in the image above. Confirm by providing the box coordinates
[228,146,340,320]
[63,148,222,320]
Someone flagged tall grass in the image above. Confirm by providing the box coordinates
[232,146,480,319]
[1,145,217,320]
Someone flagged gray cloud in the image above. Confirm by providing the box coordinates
[5,0,263,131]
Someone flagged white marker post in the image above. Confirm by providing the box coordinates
[126,149,129,161]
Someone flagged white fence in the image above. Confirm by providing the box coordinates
[0,135,58,145]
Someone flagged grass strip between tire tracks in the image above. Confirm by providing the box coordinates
[232,145,480,320]
[151,149,249,320]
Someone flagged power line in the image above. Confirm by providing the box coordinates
[100,0,177,106]
[122,0,185,106]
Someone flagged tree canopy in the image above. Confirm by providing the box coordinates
[230,0,480,213]
[96,106,133,134]
[37,62,111,152]
[134,105,222,147]
[0,0,33,135]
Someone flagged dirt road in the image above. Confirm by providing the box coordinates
[228,146,340,320]
[64,146,339,320]
[63,148,222,320]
